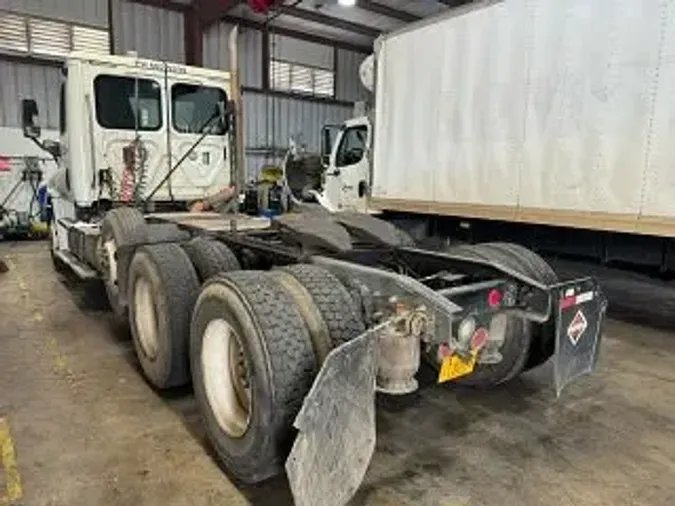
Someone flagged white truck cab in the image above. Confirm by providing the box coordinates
[20,51,234,278]
[25,51,233,215]
[321,116,371,213]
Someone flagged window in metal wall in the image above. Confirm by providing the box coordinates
[72,25,109,53]
[0,11,109,57]
[270,59,335,98]
[0,13,28,52]
[30,18,70,57]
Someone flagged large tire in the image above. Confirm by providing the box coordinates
[182,237,241,282]
[477,242,558,370]
[100,207,146,316]
[439,244,533,387]
[276,264,366,349]
[190,271,317,483]
[128,243,199,389]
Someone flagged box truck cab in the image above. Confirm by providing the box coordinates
[321,116,370,213]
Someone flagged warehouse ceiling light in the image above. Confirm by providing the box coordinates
[338,0,356,6]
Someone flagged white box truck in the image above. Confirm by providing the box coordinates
[322,0,675,271]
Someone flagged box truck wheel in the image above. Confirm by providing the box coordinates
[190,271,317,483]
[478,242,558,371]
[182,237,241,282]
[441,244,533,387]
[100,207,146,316]
[128,243,199,389]
[272,264,366,363]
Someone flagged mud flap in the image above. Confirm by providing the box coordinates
[286,325,380,506]
[552,277,608,396]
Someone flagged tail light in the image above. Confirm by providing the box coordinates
[487,288,502,308]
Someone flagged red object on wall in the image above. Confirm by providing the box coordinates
[249,0,276,13]
[0,156,10,172]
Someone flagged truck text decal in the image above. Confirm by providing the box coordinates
[134,60,187,75]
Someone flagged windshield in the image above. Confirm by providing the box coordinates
[94,75,162,131]
[171,84,227,135]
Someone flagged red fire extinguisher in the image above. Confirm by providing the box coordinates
[248,0,277,13]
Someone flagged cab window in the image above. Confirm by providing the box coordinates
[94,75,162,131]
[171,84,227,135]
[335,125,368,167]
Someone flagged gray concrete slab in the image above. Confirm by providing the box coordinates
[1,242,675,506]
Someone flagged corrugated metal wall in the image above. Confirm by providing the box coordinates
[242,91,352,179]
[0,60,60,128]
[336,48,369,102]
[110,0,185,63]
[0,7,363,180]
[0,0,108,27]
[203,21,357,179]
[202,23,262,88]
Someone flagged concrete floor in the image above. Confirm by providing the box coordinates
[2,242,675,506]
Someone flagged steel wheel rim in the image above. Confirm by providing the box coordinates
[201,318,251,438]
[134,276,159,360]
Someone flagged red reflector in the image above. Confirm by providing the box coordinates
[487,289,502,308]
[560,296,576,309]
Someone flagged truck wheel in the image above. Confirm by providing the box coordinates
[190,271,317,483]
[440,244,533,387]
[100,207,146,316]
[182,237,241,282]
[276,264,366,349]
[478,242,558,370]
[128,243,199,389]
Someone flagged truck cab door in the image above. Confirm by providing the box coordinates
[325,120,370,213]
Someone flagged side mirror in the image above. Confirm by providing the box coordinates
[21,99,41,139]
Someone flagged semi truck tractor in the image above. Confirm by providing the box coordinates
[22,40,605,506]
[320,0,675,273]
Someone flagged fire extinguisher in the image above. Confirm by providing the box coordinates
[248,0,277,13]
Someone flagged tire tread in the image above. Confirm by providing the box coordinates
[278,264,366,348]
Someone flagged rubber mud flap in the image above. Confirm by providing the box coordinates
[552,277,608,396]
[286,325,380,506]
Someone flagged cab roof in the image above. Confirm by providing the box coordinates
[66,51,231,82]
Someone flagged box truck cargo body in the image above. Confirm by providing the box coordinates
[364,0,675,258]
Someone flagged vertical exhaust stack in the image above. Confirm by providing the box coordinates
[229,25,245,194]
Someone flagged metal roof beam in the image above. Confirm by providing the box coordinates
[281,6,381,38]
[220,14,372,53]
[356,1,420,23]
[196,0,240,28]
[124,0,190,13]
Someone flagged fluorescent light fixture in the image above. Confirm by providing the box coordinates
[338,0,356,6]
